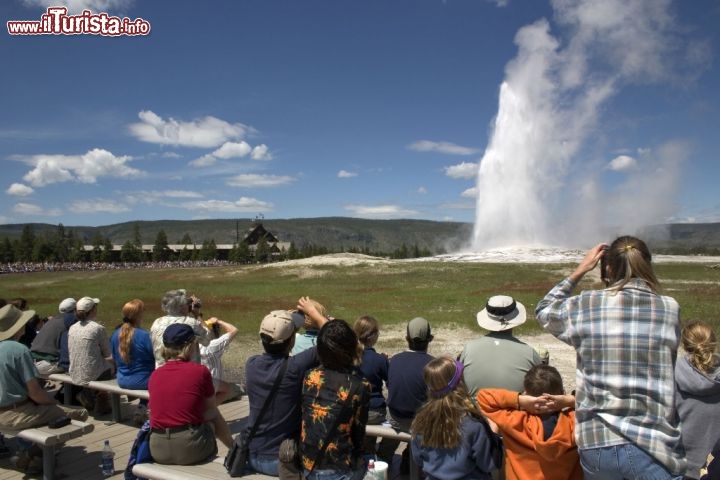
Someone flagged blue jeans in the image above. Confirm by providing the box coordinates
[579,444,684,480]
[304,468,357,480]
[249,453,279,476]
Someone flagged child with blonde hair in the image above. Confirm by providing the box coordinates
[676,321,720,479]
[291,298,326,356]
[410,355,501,480]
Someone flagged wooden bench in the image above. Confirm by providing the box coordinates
[1,419,94,480]
[133,424,419,480]
[48,373,149,423]
[132,456,274,480]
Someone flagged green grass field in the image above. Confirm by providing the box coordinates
[2,259,719,336]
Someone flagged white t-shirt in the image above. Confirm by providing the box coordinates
[200,333,232,387]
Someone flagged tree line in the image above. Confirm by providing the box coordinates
[0,223,435,264]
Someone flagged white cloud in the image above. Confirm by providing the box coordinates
[607,154,637,171]
[161,152,182,159]
[251,144,272,161]
[128,110,251,148]
[189,154,217,167]
[444,162,478,179]
[13,202,62,216]
[20,0,132,14]
[70,199,130,214]
[345,204,419,219]
[20,148,140,187]
[6,183,34,196]
[461,187,478,198]
[189,141,268,167]
[604,140,690,231]
[214,141,252,159]
[417,186,428,194]
[226,174,295,188]
[182,197,273,213]
[159,190,203,199]
[124,190,204,206]
[407,140,479,156]
[338,170,357,178]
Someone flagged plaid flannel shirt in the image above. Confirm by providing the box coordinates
[535,277,686,475]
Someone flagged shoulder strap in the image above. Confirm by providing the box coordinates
[247,357,289,441]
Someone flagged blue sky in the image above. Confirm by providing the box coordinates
[1,0,719,230]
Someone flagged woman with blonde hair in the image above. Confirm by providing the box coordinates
[675,321,720,479]
[148,324,232,465]
[536,235,686,479]
[111,299,155,425]
[410,355,499,479]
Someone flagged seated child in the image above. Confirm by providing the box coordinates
[199,317,238,404]
[291,298,326,356]
[411,355,501,480]
[476,364,581,480]
[354,315,389,458]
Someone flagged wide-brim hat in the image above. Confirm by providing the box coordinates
[476,295,526,331]
[0,304,37,341]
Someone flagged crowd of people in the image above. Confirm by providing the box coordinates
[1,234,719,480]
[0,259,230,274]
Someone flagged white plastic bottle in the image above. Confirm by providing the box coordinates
[101,439,115,477]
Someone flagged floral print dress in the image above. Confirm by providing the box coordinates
[301,366,371,473]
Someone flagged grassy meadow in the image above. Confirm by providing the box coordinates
[2,259,719,335]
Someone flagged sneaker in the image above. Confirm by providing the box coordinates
[132,405,148,427]
[76,390,95,411]
[66,407,89,422]
[93,392,112,416]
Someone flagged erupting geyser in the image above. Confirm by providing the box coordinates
[470,0,700,252]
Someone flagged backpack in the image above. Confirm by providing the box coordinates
[124,420,153,480]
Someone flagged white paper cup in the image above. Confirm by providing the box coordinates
[373,460,388,480]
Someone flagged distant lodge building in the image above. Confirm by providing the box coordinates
[82,222,290,261]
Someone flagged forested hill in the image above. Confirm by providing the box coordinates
[0,218,474,255]
[1,219,719,255]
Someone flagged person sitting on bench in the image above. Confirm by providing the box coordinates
[0,304,88,473]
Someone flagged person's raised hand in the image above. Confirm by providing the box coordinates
[570,243,607,283]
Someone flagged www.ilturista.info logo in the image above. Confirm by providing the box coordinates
[7,6,150,36]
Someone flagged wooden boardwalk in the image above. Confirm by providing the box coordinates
[0,396,258,480]
[0,396,411,480]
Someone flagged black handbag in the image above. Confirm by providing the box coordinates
[225,358,289,477]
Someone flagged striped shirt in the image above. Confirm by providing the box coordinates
[535,277,686,475]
